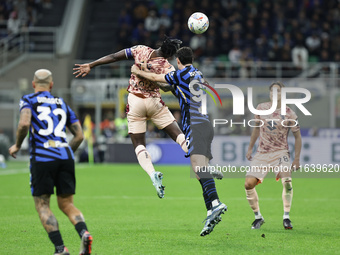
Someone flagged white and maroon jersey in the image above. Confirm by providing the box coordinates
[255,102,300,153]
[125,45,174,98]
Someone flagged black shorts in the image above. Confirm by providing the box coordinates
[187,121,214,160]
[30,159,75,196]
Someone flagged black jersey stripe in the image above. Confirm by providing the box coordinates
[35,146,62,156]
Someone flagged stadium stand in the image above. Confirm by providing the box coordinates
[76,0,339,79]
[79,0,125,60]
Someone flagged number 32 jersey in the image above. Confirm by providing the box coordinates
[19,91,79,162]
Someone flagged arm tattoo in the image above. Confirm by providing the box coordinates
[68,122,79,135]
[156,82,173,92]
[16,108,31,147]
[68,122,83,152]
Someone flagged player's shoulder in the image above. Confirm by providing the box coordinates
[23,92,36,98]
[131,45,151,51]
[21,92,39,103]
[19,92,37,109]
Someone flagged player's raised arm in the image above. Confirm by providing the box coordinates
[73,49,130,78]
[156,82,174,92]
[131,64,167,83]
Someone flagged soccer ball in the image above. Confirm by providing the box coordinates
[188,12,209,34]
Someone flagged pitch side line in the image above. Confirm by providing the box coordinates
[0,168,29,175]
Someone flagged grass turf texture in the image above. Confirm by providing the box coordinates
[1,161,339,255]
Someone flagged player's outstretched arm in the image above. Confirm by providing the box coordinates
[131,64,167,83]
[73,49,128,78]
[156,82,174,92]
[68,121,84,152]
[291,130,302,171]
[246,126,260,161]
[9,108,31,158]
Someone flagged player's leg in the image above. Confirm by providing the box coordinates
[34,195,69,255]
[127,94,165,198]
[56,159,92,254]
[245,176,265,229]
[57,195,92,254]
[130,133,165,198]
[275,151,293,229]
[31,161,69,254]
[162,121,188,153]
[190,122,227,236]
[191,154,227,236]
[245,153,269,229]
[130,133,155,176]
[279,170,293,229]
[205,155,224,180]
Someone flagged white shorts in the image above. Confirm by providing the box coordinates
[246,150,291,183]
[126,93,175,134]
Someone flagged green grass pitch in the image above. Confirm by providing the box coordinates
[1,161,339,254]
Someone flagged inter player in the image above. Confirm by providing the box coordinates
[9,69,92,255]
[131,47,227,236]
[73,36,188,198]
[245,81,302,230]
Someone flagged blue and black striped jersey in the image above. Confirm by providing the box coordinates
[19,91,78,162]
[165,65,209,136]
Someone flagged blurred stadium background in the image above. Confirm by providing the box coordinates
[0,0,340,167]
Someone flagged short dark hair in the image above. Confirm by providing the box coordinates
[269,81,285,90]
[160,36,182,59]
[175,47,193,65]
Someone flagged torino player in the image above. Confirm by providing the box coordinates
[73,37,188,199]
[245,81,302,230]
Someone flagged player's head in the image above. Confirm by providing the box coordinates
[32,69,53,91]
[269,81,285,102]
[175,47,194,67]
[160,36,182,59]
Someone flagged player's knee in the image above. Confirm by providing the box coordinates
[245,181,255,190]
[245,177,258,190]
[57,200,68,212]
[282,177,293,192]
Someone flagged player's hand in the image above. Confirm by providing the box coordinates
[73,64,91,78]
[136,60,152,71]
[138,60,149,71]
[131,64,140,75]
[291,159,300,171]
[246,149,253,161]
[9,144,20,159]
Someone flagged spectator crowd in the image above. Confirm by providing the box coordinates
[117,0,340,68]
[0,0,53,39]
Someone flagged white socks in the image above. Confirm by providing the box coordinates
[176,134,188,153]
[135,145,155,177]
[246,188,261,218]
[282,177,293,219]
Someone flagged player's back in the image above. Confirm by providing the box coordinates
[166,65,209,133]
[128,45,174,98]
[20,91,78,162]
